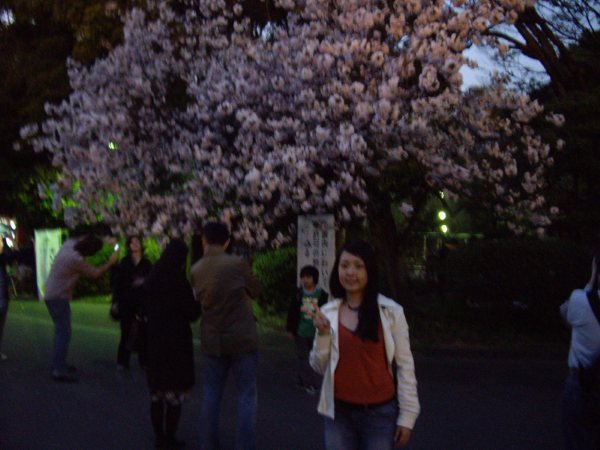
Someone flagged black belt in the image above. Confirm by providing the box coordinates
[334,397,395,411]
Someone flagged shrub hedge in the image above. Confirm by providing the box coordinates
[251,246,297,314]
[444,238,591,330]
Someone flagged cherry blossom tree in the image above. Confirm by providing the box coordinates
[28,0,564,304]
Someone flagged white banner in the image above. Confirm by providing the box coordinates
[34,229,63,300]
[297,215,335,291]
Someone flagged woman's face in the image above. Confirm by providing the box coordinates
[129,238,141,253]
[338,251,368,297]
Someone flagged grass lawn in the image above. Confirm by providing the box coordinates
[11,293,570,356]
[9,295,286,343]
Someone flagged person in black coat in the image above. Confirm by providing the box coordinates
[111,236,153,370]
[143,239,201,449]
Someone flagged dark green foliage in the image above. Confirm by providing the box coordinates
[445,238,591,332]
[0,1,141,228]
[532,31,600,243]
[252,246,297,314]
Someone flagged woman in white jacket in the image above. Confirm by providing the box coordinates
[308,240,420,449]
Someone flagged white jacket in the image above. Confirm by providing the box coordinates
[309,294,420,429]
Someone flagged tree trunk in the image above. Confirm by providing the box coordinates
[366,191,415,312]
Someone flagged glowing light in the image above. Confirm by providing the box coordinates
[5,237,14,248]
[437,211,447,221]
[439,191,445,199]
[9,220,16,230]
[108,141,118,151]
[440,224,449,234]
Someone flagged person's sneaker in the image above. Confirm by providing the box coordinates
[52,373,79,383]
[0,353,7,362]
[305,385,318,395]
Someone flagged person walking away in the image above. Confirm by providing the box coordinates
[0,236,15,361]
[286,265,328,394]
[190,222,261,450]
[560,252,600,449]
[44,234,119,382]
[143,239,201,449]
[111,236,152,370]
[307,240,420,449]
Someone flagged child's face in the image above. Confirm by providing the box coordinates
[301,274,316,291]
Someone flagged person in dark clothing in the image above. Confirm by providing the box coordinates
[143,240,201,449]
[111,236,153,370]
[286,265,328,393]
[0,236,16,361]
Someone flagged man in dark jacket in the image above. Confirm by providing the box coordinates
[286,265,328,394]
[190,222,261,450]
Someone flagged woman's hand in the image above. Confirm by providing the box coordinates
[394,426,412,448]
[303,303,331,334]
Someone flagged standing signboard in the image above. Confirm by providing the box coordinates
[34,229,63,300]
[297,215,335,290]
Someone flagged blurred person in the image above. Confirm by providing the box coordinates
[190,222,261,450]
[143,239,201,449]
[560,252,600,449]
[286,264,328,394]
[111,236,153,370]
[307,240,420,450]
[44,234,119,382]
[0,236,16,361]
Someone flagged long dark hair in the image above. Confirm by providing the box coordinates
[125,236,144,258]
[587,251,600,303]
[145,239,188,291]
[329,240,380,342]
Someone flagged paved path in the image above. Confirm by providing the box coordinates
[0,302,567,449]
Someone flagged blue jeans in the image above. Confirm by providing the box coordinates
[45,300,71,375]
[562,372,600,449]
[201,351,258,450]
[324,399,398,450]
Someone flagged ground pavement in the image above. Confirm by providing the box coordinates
[0,301,567,450]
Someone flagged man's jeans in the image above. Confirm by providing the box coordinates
[201,351,258,450]
[45,300,71,375]
[324,399,398,450]
[562,372,600,449]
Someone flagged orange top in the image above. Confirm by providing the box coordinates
[334,321,395,404]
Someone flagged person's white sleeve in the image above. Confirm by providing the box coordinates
[392,308,421,429]
[309,332,331,375]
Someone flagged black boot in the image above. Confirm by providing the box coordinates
[150,399,166,448]
[165,403,184,448]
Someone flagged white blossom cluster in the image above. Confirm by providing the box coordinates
[29,0,562,245]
